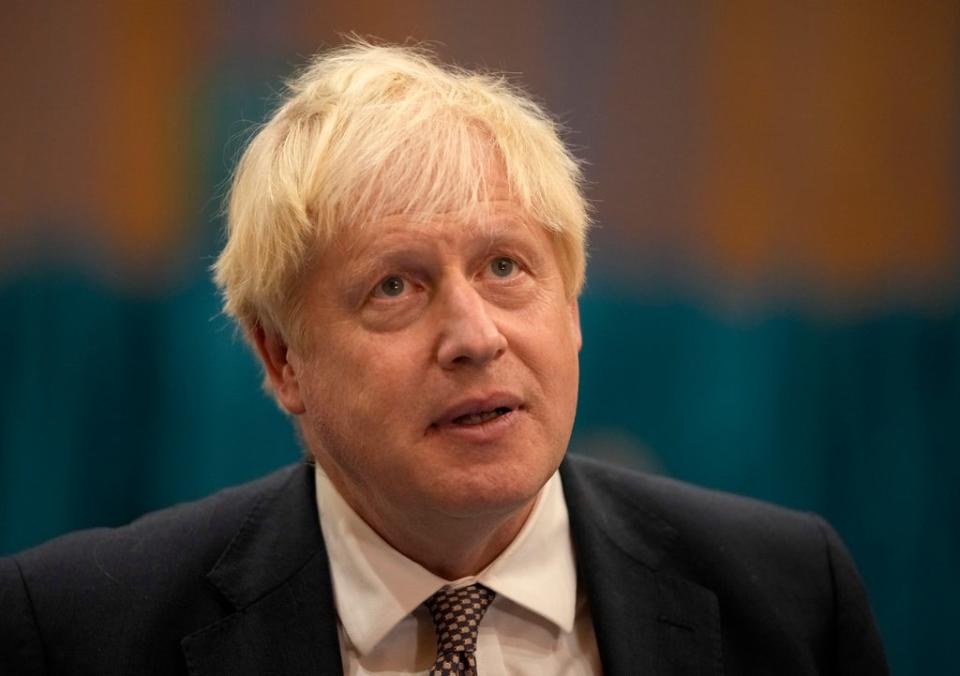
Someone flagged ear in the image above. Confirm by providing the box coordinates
[569,297,583,351]
[252,323,307,414]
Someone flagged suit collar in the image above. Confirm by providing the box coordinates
[181,463,343,676]
[561,455,723,675]
[204,462,324,609]
[180,455,723,675]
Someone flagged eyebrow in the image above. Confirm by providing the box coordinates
[335,216,540,292]
[343,247,421,289]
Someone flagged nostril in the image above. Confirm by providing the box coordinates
[439,330,507,369]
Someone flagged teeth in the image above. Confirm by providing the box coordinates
[454,408,506,425]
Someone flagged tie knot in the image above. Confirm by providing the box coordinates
[424,583,496,658]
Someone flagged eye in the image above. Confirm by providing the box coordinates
[489,256,518,278]
[376,276,406,297]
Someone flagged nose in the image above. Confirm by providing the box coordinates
[435,276,507,369]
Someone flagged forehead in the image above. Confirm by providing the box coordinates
[340,200,536,256]
[305,202,559,305]
[310,159,564,293]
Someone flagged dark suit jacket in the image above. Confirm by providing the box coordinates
[0,454,887,675]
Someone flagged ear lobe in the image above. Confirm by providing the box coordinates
[569,298,583,351]
[252,323,306,414]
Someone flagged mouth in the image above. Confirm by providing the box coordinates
[430,394,523,432]
[450,406,513,426]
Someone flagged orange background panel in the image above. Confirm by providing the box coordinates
[699,2,958,308]
[0,1,956,307]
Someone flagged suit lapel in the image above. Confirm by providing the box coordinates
[561,457,722,676]
[177,455,723,675]
[181,464,343,676]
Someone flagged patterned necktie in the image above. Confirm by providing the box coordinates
[423,583,496,676]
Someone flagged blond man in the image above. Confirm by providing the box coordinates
[1,42,886,675]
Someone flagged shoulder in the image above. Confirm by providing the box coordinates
[0,464,308,673]
[561,453,836,593]
[562,452,821,538]
[562,454,888,672]
[7,464,303,586]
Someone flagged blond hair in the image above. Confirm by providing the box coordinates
[213,39,589,347]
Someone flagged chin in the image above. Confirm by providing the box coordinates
[428,463,552,518]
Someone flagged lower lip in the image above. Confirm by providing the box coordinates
[429,408,522,443]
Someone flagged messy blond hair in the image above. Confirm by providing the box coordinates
[213,39,589,348]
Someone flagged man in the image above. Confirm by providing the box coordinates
[1,41,887,675]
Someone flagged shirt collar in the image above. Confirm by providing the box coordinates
[314,463,578,656]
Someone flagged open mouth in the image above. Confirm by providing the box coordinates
[429,395,523,434]
[451,406,513,426]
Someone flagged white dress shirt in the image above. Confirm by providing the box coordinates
[314,464,602,675]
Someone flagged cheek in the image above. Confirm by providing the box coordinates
[513,300,580,366]
[530,305,581,413]
[303,337,425,434]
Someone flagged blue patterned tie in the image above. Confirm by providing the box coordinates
[424,584,496,675]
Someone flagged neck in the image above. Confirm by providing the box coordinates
[317,459,538,580]
[386,500,537,580]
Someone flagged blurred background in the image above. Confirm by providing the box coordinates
[1,2,957,673]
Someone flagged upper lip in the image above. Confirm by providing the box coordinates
[431,392,524,427]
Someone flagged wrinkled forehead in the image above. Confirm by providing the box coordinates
[302,124,579,297]
[330,196,543,263]
[325,142,531,249]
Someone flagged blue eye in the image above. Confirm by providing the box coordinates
[378,276,405,297]
[490,257,516,278]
